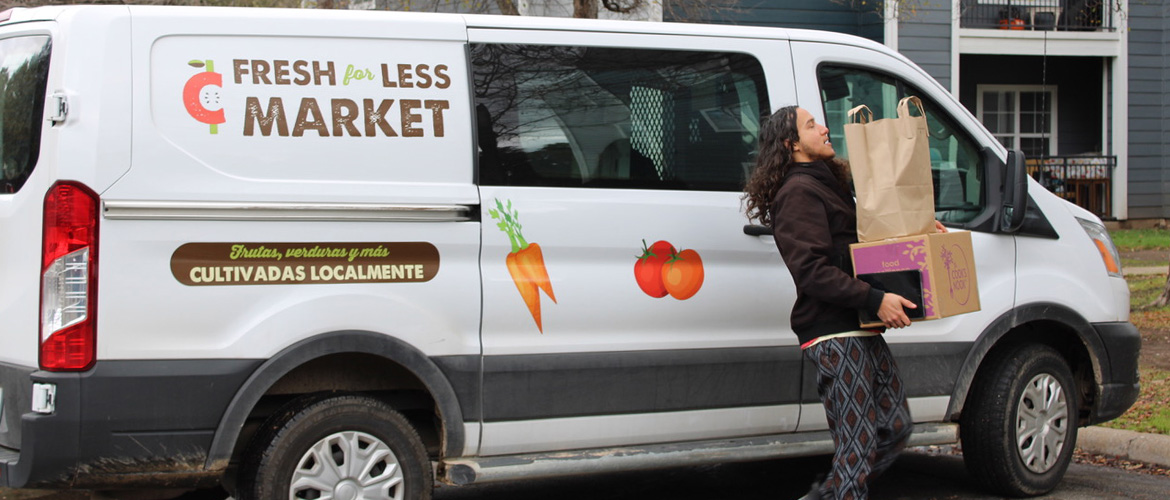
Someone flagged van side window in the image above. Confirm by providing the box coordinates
[0,36,52,195]
[817,65,985,224]
[472,44,768,191]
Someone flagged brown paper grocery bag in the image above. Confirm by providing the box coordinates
[844,96,936,242]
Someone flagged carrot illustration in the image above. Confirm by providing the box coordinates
[489,199,556,332]
[504,252,544,329]
[514,242,556,302]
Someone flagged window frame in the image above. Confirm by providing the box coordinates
[815,62,989,224]
[470,42,770,192]
[0,34,52,195]
[976,84,1058,157]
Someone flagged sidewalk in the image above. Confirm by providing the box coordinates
[1125,265,1166,276]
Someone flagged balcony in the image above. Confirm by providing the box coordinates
[1027,155,1115,218]
[960,0,1115,32]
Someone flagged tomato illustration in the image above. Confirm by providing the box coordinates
[662,248,704,300]
[183,60,225,134]
[634,239,675,298]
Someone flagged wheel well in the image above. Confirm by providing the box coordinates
[969,320,1098,426]
[229,353,444,470]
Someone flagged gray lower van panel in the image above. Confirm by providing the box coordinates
[1090,321,1141,423]
[474,347,805,422]
[1,359,260,488]
[890,342,973,397]
[439,342,973,424]
[0,361,34,450]
[799,342,974,405]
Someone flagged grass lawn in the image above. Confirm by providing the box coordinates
[1110,228,1170,252]
[1100,368,1170,435]
[1107,229,1170,435]
[1127,274,1167,307]
[1111,229,1170,267]
[1105,269,1170,435]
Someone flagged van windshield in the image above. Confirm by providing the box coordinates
[0,35,51,194]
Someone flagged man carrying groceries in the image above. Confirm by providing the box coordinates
[744,106,944,500]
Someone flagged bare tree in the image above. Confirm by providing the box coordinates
[495,0,518,15]
[572,0,597,19]
[1145,277,1170,309]
[1142,253,1170,309]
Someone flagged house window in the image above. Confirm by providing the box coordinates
[977,85,1057,158]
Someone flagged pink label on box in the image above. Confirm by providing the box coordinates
[853,239,935,317]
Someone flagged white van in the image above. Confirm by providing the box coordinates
[0,5,1139,499]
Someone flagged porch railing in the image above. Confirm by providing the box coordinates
[1027,155,1115,218]
[960,0,1115,32]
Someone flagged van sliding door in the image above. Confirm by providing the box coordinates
[470,28,802,456]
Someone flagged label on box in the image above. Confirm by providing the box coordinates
[852,236,936,317]
[936,239,977,309]
[850,231,980,324]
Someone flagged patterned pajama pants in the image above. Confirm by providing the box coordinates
[808,335,913,500]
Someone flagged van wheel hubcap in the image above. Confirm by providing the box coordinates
[292,431,405,500]
[1016,373,1069,474]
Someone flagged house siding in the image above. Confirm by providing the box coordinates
[669,0,1160,219]
[897,2,951,90]
[1127,2,1170,218]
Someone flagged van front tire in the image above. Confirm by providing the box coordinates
[961,344,1078,497]
[238,394,432,500]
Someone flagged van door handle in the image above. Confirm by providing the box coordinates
[743,224,771,236]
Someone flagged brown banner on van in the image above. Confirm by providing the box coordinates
[171,242,439,286]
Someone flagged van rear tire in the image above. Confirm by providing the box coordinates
[960,343,1078,497]
[237,393,432,500]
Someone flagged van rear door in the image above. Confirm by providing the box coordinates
[0,30,54,452]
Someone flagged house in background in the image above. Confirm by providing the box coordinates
[345,0,1158,222]
[669,0,1145,221]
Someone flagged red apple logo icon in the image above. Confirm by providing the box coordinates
[184,60,225,134]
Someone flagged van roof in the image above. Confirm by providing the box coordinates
[458,11,879,46]
[0,5,898,59]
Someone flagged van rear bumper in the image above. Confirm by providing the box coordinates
[0,358,260,489]
[1088,321,1142,425]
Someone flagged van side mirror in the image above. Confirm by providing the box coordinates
[1002,149,1028,233]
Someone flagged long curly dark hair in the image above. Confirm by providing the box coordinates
[743,106,800,226]
[743,106,852,226]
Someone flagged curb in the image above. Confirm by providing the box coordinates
[1076,426,1170,468]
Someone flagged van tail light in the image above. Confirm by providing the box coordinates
[40,181,99,371]
[1077,217,1122,278]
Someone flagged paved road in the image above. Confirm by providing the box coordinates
[3,448,1168,500]
[434,448,1170,500]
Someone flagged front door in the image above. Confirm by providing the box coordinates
[791,42,1018,429]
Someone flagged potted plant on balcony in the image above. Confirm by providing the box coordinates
[998,6,1025,30]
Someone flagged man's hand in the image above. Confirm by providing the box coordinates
[878,293,917,329]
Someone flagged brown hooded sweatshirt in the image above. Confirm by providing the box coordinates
[769,160,885,345]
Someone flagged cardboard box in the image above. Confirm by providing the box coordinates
[850,231,980,328]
